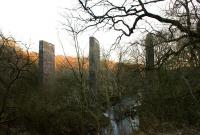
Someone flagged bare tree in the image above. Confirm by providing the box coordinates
[76,0,199,35]
[0,33,36,127]
[70,0,200,65]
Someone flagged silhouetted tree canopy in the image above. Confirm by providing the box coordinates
[75,0,200,66]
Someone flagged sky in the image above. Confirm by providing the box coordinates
[0,0,165,58]
[0,0,80,55]
[0,0,123,57]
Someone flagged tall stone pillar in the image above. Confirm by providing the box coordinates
[145,33,154,70]
[144,33,155,97]
[39,40,55,85]
[197,20,200,33]
[196,20,200,66]
[89,37,100,98]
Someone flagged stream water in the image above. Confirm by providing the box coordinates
[102,97,140,135]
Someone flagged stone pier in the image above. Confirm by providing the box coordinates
[89,37,100,98]
[197,20,200,33]
[39,40,55,85]
[144,33,155,96]
[145,33,154,70]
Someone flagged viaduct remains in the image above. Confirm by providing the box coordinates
[38,40,55,85]
[38,35,154,93]
[38,37,101,97]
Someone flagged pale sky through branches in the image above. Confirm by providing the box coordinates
[0,0,79,55]
[0,0,121,56]
[0,0,164,58]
